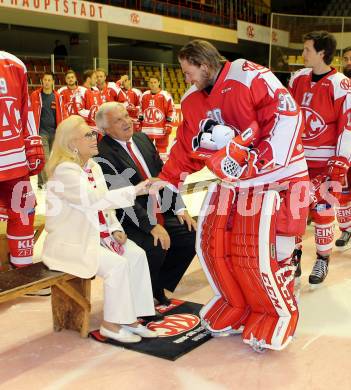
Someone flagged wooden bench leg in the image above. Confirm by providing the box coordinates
[51,278,91,338]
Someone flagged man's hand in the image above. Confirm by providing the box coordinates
[177,209,197,231]
[112,230,127,245]
[150,224,171,250]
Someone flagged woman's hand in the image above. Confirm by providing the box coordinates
[135,179,151,196]
[112,230,127,245]
[135,178,169,196]
[148,177,168,193]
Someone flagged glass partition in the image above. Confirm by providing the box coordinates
[269,14,349,75]
[95,58,187,104]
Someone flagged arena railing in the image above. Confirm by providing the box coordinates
[21,54,187,104]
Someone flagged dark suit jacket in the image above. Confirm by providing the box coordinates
[97,132,186,233]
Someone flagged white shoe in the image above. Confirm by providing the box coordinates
[122,324,159,338]
[100,326,141,343]
[25,287,51,296]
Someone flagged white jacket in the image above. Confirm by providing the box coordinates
[42,160,136,278]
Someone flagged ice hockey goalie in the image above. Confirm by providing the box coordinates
[159,42,310,351]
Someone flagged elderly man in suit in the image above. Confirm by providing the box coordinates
[96,102,196,306]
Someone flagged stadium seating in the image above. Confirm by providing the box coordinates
[108,62,187,103]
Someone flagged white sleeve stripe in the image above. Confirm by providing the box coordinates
[336,129,351,161]
[269,112,301,166]
[27,111,38,136]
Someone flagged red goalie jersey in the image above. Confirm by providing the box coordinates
[159,60,307,188]
[140,90,175,138]
[288,68,351,168]
[0,51,38,181]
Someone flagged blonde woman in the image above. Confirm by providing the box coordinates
[42,115,158,343]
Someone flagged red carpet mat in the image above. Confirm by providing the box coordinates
[89,299,212,360]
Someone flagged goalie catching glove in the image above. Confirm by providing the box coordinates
[206,121,275,182]
[191,118,236,160]
[24,135,45,176]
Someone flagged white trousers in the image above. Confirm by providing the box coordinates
[96,239,155,324]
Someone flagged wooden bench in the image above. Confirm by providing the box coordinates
[0,262,91,337]
[0,216,91,338]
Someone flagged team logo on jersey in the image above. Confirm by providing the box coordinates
[301,107,327,140]
[242,61,265,72]
[146,314,200,337]
[143,107,165,124]
[0,97,22,138]
[340,78,351,91]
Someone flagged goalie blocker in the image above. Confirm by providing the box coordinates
[197,182,304,351]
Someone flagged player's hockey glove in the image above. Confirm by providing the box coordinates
[327,155,349,201]
[24,135,45,176]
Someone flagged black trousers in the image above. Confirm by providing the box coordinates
[123,213,196,296]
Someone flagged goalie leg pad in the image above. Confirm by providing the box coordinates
[230,190,298,351]
[197,183,249,333]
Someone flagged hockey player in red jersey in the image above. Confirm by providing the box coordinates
[289,31,351,284]
[79,69,103,128]
[334,46,351,247]
[121,77,142,132]
[95,68,126,104]
[0,51,45,267]
[140,77,175,159]
[58,70,88,118]
[157,40,309,351]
